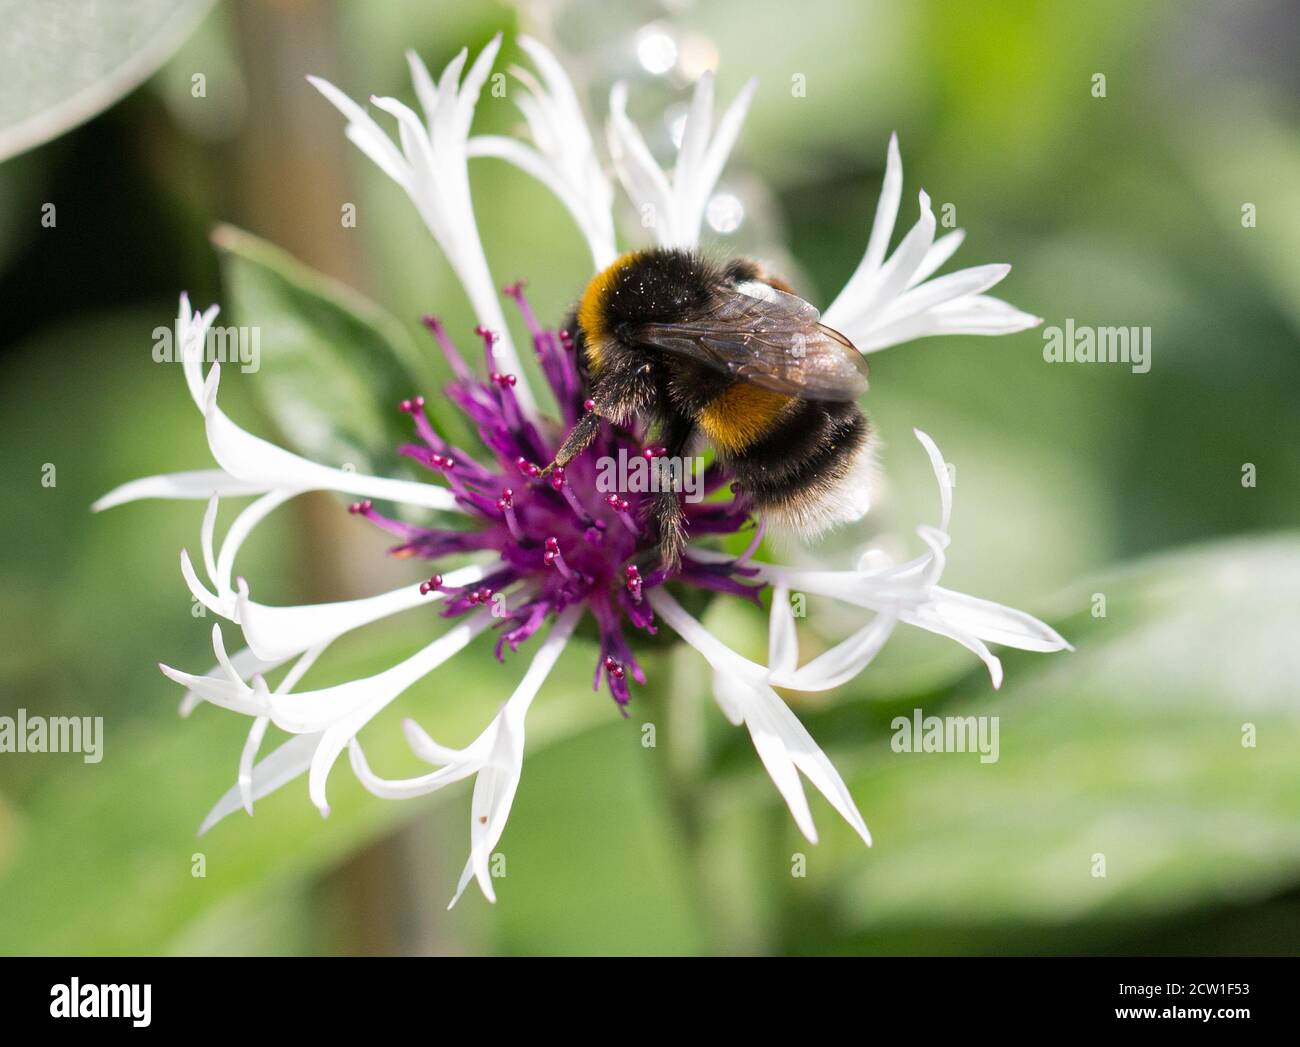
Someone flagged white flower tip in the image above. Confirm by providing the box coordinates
[318,804,331,819]
[988,658,1004,689]
[201,362,221,405]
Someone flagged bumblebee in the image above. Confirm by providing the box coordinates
[547,247,875,568]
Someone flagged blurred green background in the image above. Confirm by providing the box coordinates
[2,0,1299,955]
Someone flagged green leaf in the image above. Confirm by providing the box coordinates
[211,223,437,475]
[0,0,215,161]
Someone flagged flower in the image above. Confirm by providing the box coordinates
[822,133,1041,351]
[606,69,757,250]
[97,37,1069,906]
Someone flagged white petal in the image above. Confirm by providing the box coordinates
[238,717,270,816]
[770,613,898,692]
[899,603,1004,688]
[448,604,584,907]
[767,585,798,677]
[214,490,297,596]
[909,228,965,287]
[307,75,408,184]
[863,189,937,315]
[863,132,903,275]
[298,611,496,812]
[404,50,440,128]
[913,428,953,534]
[676,69,717,201]
[348,737,482,800]
[200,365,457,510]
[824,132,902,322]
[650,590,870,847]
[159,660,266,718]
[200,731,323,835]
[92,470,268,512]
[926,587,1072,652]
[607,82,675,243]
[741,678,872,846]
[693,77,758,234]
[871,263,1011,331]
[235,562,492,661]
[178,645,288,717]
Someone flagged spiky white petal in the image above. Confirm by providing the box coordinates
[346,604,583,906]
[309,36,539,419]
[468,35,616,270]
[607,71,757,250]
[693,429,1071,693]
[823,134,1041,351]
[649,588,872,847]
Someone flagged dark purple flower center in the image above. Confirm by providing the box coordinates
[352,281,765,713]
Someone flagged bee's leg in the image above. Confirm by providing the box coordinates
[653,488,686,571]
[650,418,695,572]
[542,410,603,475]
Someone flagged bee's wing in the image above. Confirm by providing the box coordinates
[635,283,869,401]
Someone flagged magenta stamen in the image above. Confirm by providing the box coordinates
[399,394,447,451]
[543,536,575,580]
[421,315,471,380]
[350,500,420,539]
[475,325,499,374]
[606,494,640,535]
[419,574,445,596]
[583,398,596,413]
[625,564,643,603]
[516,456,541,478]
[503,280,540,337]
[497,488,527,543]
[490,372,517,388]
